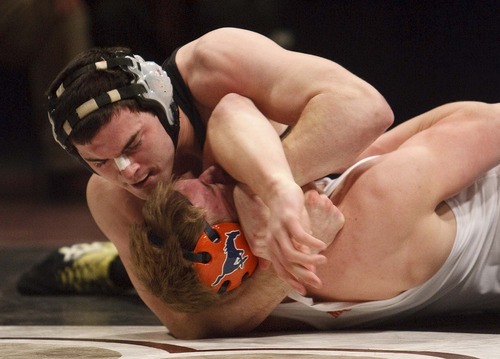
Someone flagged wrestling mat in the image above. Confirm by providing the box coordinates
[1,326,499,358]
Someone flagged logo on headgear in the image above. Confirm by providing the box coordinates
[193,222,257,293]
[211,230,248,287]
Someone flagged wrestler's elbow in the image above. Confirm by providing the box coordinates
[159,313,211,340]
[212,93,253,119]
[360,85,394,134]
[166,321,209,340]
[141,299,217,339]
[161,306,257,339]
[167,318,253,340]
[325,78,393,140]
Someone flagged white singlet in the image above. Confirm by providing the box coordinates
[273,159,500,330]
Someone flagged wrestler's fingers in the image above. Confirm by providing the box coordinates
[287,221,327,251]
[270,256,307,295]
[291,263,323,289]
[271,252,322,294]
[248,241,269,259]
[270,237,325,288]
[304,191,345,248]
[275,229,327,266]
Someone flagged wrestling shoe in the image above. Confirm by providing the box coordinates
[17,241,130,295]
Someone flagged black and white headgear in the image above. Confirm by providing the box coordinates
[47,52,180,170]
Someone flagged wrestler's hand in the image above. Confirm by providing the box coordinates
[233,185,272,263]
[262,179,330,295]
[270,188,344,295]
[304,189,344,249]
[234,182,326,294]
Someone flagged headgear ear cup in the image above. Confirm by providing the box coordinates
[126,55,178,135]
[192,223,258,294]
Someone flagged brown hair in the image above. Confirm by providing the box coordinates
[129,181,222,312]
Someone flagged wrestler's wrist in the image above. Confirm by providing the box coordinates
[261,174,300,206]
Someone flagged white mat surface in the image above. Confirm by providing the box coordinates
[1,326,499,358]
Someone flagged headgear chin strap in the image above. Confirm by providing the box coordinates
[186,222,258,295]
[48,53,180,170]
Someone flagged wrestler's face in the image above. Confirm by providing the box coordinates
[175,170,237,224]
[75,108,175,200]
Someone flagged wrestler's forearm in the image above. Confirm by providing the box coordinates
[356,101,473,160]
[397,101,500,201]
[206,94,297,202]
[143,268,290,339]
[283,88,393,185]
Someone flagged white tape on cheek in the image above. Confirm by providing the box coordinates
[114,155,131,171]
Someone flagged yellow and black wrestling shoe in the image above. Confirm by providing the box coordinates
[17,241,132,295]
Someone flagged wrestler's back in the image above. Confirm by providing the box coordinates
[306,156,457,303]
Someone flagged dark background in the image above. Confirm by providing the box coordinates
[1,0,498,199]
[84,0,498,122]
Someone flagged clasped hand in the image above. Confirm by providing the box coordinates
[234,180,344,295]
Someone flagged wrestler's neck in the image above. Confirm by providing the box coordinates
[173,110,203,176]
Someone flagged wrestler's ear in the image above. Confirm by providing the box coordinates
[200,165,234,185]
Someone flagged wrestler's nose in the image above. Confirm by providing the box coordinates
[114,155,141,182]
[114,154,131,172]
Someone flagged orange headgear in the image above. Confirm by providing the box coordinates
[184,222,258,294]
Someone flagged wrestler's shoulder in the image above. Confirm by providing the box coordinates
[87,175,138,212]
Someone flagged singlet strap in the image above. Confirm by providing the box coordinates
[164,49,293,148]
[163,49,206,149]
